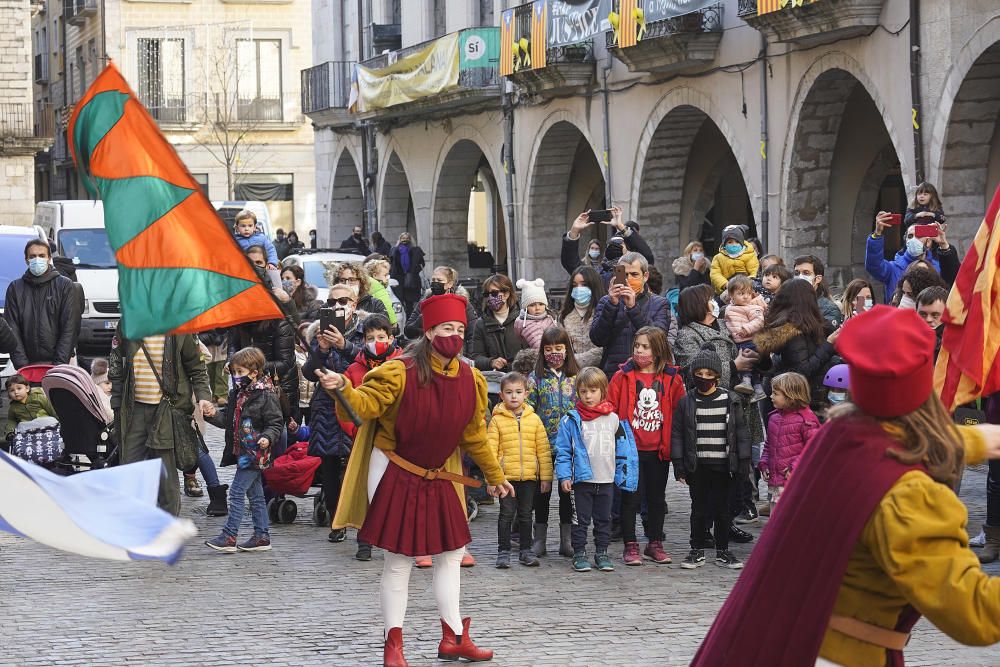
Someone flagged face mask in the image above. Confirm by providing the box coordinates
[709,300,720,319]
[28,257,48,276]
[899,294,917,310]
[626,275,645,294]
[281,280,295,293]
[906,237,925,257]
[365,340,393,357]
[588,249,601,260]
[724,243,743,256]
[605,242,623,261]
[690,252,704,263]
[544,351,565,369]
[431,333,464,359]
[828,390,847,405]
[632,352,654,369]
[693,376,717,393]
[486,293,506,312]
[571,286,592,306]
[430,281,446,296]
[864,298,873,310]
[795,274,814,285]
[232,374,253,391]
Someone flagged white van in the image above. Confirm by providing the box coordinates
[34,200,119,361]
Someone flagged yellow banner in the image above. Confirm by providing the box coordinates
[357,33,459,111]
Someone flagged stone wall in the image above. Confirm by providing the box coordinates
[0,0,40,227]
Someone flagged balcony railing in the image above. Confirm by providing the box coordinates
[737,0,757,18]
[738,0,885,46]
[63,0,96,24]
[606,3,723,49]
[237,97,283,122]
[33,54,49,83]
[0,103,53,139]
[301,61,353,114]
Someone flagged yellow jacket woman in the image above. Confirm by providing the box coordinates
[488,403,553,483]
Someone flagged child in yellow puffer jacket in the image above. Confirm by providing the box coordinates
[710,225,760,294]
[488,371,553,568]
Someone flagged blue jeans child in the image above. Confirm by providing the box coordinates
[735,340,761,390]
[223,468,269,538]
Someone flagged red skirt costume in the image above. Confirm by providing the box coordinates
[358,360,476,556]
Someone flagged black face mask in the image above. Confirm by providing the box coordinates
[605,241,624,262]
[693,376,717,393]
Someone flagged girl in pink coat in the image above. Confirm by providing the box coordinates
[759,372,820,511]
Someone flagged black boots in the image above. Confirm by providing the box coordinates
[206,484,229,517]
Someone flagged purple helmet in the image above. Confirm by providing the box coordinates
[823,363,849,390]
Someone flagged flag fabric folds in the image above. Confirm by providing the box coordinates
[935,183,1000,412]
[68,62,283,340]
[0,451,196,563]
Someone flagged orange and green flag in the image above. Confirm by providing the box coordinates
[68,63,283,340]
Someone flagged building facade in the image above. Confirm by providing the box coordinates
[306,0,1000,297]
[32,0,316,235]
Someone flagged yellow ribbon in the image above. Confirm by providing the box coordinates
[760,140,767,159]
[634,7,646,41]
[519,37,531,69]
[608,11,621,46]
[912,108,920,130]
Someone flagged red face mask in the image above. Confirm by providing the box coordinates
[431,334,464,359]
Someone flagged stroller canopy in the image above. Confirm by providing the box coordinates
[41,365,113,426]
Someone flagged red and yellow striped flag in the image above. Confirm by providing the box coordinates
[501,9,515,76]
[935,183,1000,411]
[531,1,547,70]
[619,0,638,48]
[757,0,782,15]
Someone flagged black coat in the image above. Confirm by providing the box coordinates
[755,323,836,407]
[229,318,298,416]
[468,310,526,372]
[373,239,392,257]
[389,244,426,299]
[670,391,750,478]
[4,268,81,367]
[208,383,285,468]
[341,235,371,255]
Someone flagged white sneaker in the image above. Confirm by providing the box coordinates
[971,529,986,548]
[734,380,755,396]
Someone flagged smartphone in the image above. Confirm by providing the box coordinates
[913,224,938,239]
[613,264,628,286]
[430,281,446,296]
[320,307,347,334]
[588,209,613,223]
[886,213,903,226]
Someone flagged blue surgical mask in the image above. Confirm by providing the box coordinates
[690,252,704,263]
[571,286,592,306]
[28,257,48,276]
[906,237,925,258]
[588,249,601,260]
[828,390,847,405]
[724,243,743,256]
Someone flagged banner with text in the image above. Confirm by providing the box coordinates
[643,0,723,22]
[547,0,612,47]
[356,32,460,111]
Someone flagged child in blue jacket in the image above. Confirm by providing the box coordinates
[555,366,638,574]
[233,209,278,266]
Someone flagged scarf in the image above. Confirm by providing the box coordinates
[398,243,411,273]
[232,375,275,459]
[576,399,615,422]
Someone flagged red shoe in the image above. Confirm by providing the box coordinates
[461,551,476,568]
[383,627,408,667]
[415,555,432,568]
[643,540,672,564]
[623,541,642,566]
[437,617,493,662]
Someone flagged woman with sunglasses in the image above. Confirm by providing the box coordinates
[328,261,389,321]
[469,274,527,372]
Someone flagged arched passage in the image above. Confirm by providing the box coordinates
[330,150,363,246]
[432,140,506,280]
[380,151,416,246]
[784,69,903,290]
[525,120,605,286]
[637,105,754,264]
[940,40,1000,247]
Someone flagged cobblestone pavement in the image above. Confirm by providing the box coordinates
[2,426,1000,666]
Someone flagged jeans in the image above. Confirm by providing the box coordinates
[571,482,614,553]
[622,451,669,542]
[498,480,537,552]
[533,485,575,525]
[197,448,220,488]
[223,468,269,538]
[689,466,732,551]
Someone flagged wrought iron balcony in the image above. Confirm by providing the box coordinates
[63,0,96,25]
[0,103,54,157]
[503,2,597,97]
[301,61,355,128]
[739,0,886,46]
[606,3,723,75]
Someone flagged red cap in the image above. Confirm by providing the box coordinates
[421,293,469,330]
[835,305,935,419]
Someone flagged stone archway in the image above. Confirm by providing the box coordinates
[380,151,415,246]
[329,150,363,246]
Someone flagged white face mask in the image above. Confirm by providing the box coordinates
[709,300,720,319]
[906,237,925,258]
[795,274,815,285]
[899,294,917,310]
[828,390,847,405]
[690,252,704,263]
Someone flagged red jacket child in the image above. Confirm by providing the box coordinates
[608,360,686,460]
[338,342,404,437]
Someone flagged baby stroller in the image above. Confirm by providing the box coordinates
[41,365,118,473]
[262,440,324,525]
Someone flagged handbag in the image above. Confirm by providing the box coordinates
[12,416,64,465]
[141,342,200,471]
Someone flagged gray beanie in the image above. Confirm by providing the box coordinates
[690,343,722,378]
[722,225,746,244]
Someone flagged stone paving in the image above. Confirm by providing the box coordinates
[2,426,1000,666]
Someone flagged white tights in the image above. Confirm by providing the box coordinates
[369,449,464,637]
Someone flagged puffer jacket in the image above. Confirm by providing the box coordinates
[673,321,737,391]
[514,312,556,349]
[5,387,56,438]
[559,307,603,368]
[365,277,396,326]
[229,318,298,416]
[723,298,767,344]
[589,289,675,377]
[300,313,366,457]
[554,410,638,491]
[754,323,836,407]
[469,310,527,372]
[404,285,477,342]
[5,268,81,368]
[527,369,576,443]
[488,403,553,482]
[709,242,760,293]
[760,406,820,487]
[670,390,750,479]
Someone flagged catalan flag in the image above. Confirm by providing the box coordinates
[501,9,515,76]
[531,1,547,70]
[935,183,1000,412]
[619,0,638,48]
[757,0,782,14]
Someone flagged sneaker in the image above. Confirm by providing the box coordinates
[205,534,237,553]
[734,379,755,396]
[183,474,204,498]
[328,528,347,543]
[751,385,767,404]
[729,523,754,544]
[495,551,511,569]
[680,549,706,569]
[519,550,540,567]
[971,529,987,548]
[415,555,433,568]
[594,552,615,572]
[623,541,642,566]
[237,534,272,552]
[735,506,759,524]
[355,543,372,561]
[715,549,744,569]
[572,552,592,572]
[643,540,672,564]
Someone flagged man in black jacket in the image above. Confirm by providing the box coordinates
[5,239,81,368]
[341,225,371,255]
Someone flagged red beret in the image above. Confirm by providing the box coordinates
[835,305,935,419]
[421,293,469,330]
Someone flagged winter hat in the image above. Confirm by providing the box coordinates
[722,225,745,244]
[836,305,934,419]
[91,357,109,386]
[422,293,469,329]
[516,278,548,308]
[689,343,722,378]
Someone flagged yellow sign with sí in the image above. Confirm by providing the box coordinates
[356,32,460,111]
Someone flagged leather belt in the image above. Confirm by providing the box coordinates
[385,450,484,488]
[828,614,910,651]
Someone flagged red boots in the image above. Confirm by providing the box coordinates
[383,627,408,667]
[437,617,493,662]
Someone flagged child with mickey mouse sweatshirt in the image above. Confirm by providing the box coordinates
[608,326,686,567]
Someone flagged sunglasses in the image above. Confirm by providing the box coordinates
[486,290,509,297]
[330,297,355,306]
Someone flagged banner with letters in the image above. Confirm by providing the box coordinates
[643,0,722,22]
[547,0,611,47]
[356,33,460,111]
